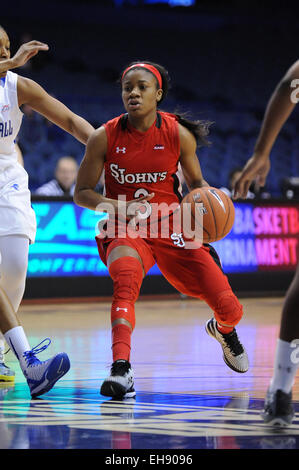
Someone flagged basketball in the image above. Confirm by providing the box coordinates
[181,187,235,243]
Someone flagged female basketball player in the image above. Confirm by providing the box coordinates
[74,61,249,399]
[0,26,94,397]
[234,59,299,427]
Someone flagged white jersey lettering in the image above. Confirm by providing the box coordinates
[109,163,168,185]
[0,72,23,162]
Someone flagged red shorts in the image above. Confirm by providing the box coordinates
[95,229,233,308]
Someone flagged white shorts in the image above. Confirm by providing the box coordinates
[0,162,36,243]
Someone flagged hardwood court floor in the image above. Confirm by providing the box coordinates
[1,296,299,451]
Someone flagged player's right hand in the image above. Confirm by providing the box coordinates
[11,41,49,68]
[109,193,154,223]
[233,153,271,199]
[97,193,155,222]
[121,193,155,222]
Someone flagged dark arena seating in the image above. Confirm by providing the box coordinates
[3,1,298,196]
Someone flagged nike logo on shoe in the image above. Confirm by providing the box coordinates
[57,357,65,375]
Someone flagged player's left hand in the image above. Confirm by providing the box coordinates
[233,153,271,199]
[10,40,49,69]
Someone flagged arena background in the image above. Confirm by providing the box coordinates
[2,0,299,455]
[2,0,298,300]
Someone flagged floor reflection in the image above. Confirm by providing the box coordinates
[1,385,299,449]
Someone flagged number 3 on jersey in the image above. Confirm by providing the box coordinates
[134,188,152,219]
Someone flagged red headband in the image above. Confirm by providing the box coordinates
[122,63,162,89]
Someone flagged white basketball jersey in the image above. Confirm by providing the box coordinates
[0,71,36,243]
[0,71,23,163]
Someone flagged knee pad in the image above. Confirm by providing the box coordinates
[109,256,143,330]
[0,240,28,283]
[109,256,143,303]
[213,290,243,328]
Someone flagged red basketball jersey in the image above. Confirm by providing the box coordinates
[103,111,181,207]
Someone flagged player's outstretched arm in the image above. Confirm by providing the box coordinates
[233,59,299,199]
[178,124,209,191]
[17,76,94,144]
[0,40,49,74]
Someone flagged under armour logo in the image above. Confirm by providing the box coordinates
[116,307,128,312]
[171,232,185,248]
[116,147,126,154]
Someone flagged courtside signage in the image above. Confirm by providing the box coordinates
[27,201,298,277]
[212,203,299,273]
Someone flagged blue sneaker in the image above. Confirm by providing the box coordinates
[21,339,70,398]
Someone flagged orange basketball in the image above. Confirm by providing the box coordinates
[181,187,235,243]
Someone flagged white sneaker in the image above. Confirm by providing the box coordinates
[205,318,249,373]
[261,388,294,427]
[100,360,136,399]
[0,346,15,382]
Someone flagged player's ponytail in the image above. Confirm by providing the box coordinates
[174,112,212,148]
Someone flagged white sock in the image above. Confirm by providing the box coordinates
[4,326,31,368]
[269,338,299,394]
